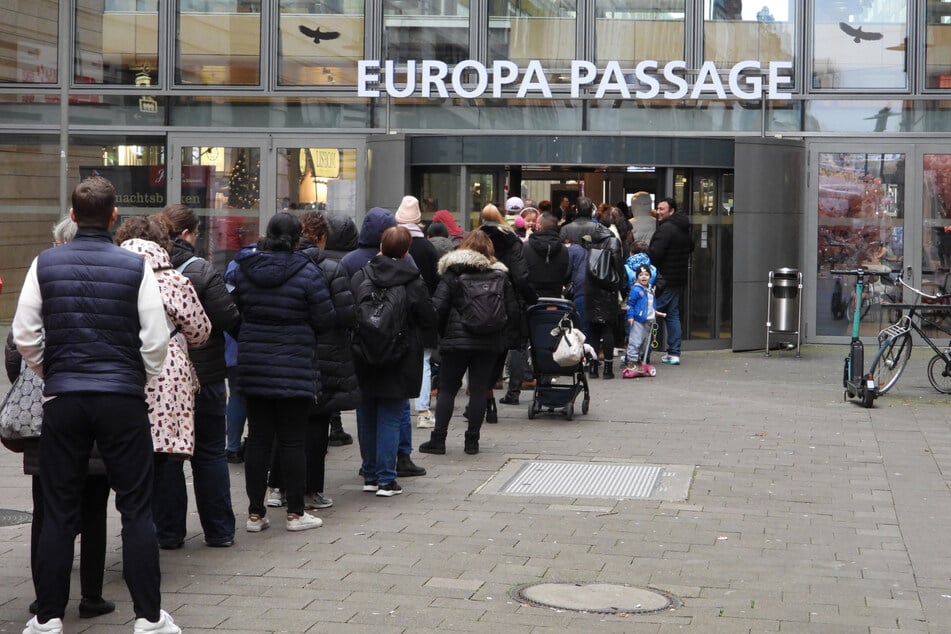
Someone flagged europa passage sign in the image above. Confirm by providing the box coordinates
[358,60,793,101]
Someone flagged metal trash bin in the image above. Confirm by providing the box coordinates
[766,268,802,357]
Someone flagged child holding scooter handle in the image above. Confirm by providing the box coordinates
[623,265,665,379]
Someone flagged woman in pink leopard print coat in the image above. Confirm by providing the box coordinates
[117,215,211,458]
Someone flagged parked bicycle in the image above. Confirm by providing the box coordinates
[869,275,951,395]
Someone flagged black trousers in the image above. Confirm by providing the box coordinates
[245,397,310,516]
[588,322,616,361]
[37,393,160,622]
[268,408,331,495]
[434,349,499,437]
[31,473,110,604]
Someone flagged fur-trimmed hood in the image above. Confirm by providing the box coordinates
[437,247,509,277]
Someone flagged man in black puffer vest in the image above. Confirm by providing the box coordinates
[13,176,181,633]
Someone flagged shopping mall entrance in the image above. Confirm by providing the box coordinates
[415,162,736,349]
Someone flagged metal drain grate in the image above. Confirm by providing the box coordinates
[500,461,664,498]
[0,509,33,527]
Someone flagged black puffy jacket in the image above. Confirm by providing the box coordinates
[301,241,360,413]
[232,249,336,399]
[647,212,693,288]
[433,248,521,354]
[585,224,626,325]
[523,230,570,299]
[170,238,240,384]
[350,255,437,400]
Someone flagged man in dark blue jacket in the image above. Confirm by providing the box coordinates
[13,176,180,634]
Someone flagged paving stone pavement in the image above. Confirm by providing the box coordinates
[1,344,951,633]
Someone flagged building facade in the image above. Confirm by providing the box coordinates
[1,1,950,350]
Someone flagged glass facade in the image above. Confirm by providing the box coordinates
[0,0,949,345]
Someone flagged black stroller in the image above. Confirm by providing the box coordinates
[526,298,590,420]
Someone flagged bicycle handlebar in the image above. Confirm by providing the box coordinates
[896,275,945,301]
[830,268,895,277]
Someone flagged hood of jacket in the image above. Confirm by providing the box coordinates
[526,230,564,262]
[325,212,359,252]
[299,239,325,265]
[364,253,422,288]
[170,236,197,267]
[236,249,311,288]
[357,207,396,248]
[120,238,174,271]
[437,247,509,277]
[661,211,690,232]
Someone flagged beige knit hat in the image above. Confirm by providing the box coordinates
[395,195,421,224]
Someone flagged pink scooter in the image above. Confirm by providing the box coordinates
[622,362,657,378]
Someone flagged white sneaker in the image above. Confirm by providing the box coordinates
[416,411,435,428]
[246,514,270,532]
[265,487,285,507]
[22,617,63,634]
[661,354,681,365]
[286,512,323,531]
[133,609,181,634]
[304,492,333,509]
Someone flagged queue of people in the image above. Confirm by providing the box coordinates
[7,177,691,634]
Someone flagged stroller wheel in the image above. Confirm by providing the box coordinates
[565,402,574,421]
[581,397,589,414]
[527,401,536,419]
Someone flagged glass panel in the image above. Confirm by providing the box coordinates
[0,93,62,125]
[588,98,761,133]
[415,167,462,226]
[686,170,732,341]
[179,144,261,272]
[595,1,683,67]
[275,146,358,216]
[69,136,167,213]
[177,1,261,85]
[803,100,913,133]
[0,135,60,319]
[0,1,59,83]
[383,0,470,63]
[170,95,372,128]
[922,154,951,310]
[390,98,583,131]
[703,1,795,79]
[489,0,577,68]
[812,0,908,90]
[925,2,951,89]
[719,171,734,339]
[278,0,365,87]
[816,152,905,337]
[76,0,158,85]
[68,94,166,126]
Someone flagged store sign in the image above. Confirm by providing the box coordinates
[310,148,340,178]
[358,59,793,101]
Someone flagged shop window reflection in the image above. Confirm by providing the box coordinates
[176,1,261,85]
[1,1,59,83]
[595,0,684,68]
[278,0,365,86]
[384,0,470,64]
[488,1,577,69]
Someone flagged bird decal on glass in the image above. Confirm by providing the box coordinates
[298,25,341,44]
[839,22,883,43]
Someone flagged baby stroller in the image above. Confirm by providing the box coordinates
[526,298,590,421]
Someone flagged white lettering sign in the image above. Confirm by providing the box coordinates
[358,60,794,101]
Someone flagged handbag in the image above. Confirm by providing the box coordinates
[551,315,586,367]
[0,363,45,452]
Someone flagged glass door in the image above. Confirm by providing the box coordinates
[168,136,266,273]
[917,149,951,340]
[812,148,910,340]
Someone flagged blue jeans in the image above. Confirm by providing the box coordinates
[415,348,433,412]
[398,400,412,455]
[154,381,235,545]
[356,397,404,485]
[655,286,682,356]
[225,367,246,453]
[574,295,588,338]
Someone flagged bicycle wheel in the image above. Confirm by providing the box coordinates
[927,354,951,394]
[868,332,912,395]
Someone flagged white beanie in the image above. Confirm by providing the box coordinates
[395,195,421,225]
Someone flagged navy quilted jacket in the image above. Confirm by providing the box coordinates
[231,249,335,399]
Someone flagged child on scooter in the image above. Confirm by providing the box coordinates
[623,265,665,378]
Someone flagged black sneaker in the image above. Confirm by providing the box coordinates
[375,481,403,497]
[362,481,379,492]
[499,392,519,405]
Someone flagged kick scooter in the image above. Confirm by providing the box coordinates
[831,268,877,408]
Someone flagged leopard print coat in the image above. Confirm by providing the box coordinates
[121,239,211,458]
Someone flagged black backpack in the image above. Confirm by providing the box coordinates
[456,271,507,335]
[352,279,409,366]
[586,236,622,290]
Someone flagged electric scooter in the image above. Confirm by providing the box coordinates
[831,268,877,408]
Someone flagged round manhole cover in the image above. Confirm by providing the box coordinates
[511,582,680,614]
[0,509,33,527]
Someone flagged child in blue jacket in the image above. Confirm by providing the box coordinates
[625,265,664,373]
